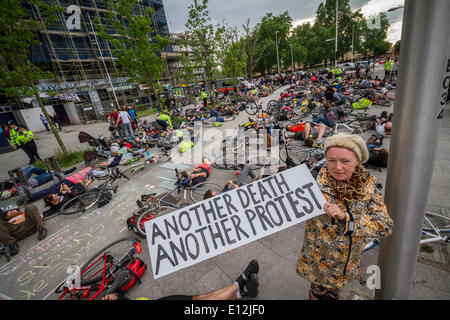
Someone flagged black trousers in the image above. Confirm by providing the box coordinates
[22,141,41,163]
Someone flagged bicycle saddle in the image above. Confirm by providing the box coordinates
[105,269,132,295]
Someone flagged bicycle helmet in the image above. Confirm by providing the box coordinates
[1,203,19,219]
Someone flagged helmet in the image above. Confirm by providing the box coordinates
[1,203,19,218]
[1,190,12,200]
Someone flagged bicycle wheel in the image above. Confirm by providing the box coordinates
[289,147,311,165]
[245,102,258,115]
[60,189,101,215]
[79,237,139,286]
[423,212,450,233]
[279,142,304,163]
[190,182,223,203]
[266,100,280,115]
[136,206,174,238]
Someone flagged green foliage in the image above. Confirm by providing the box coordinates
[34,149,86,169]
[183,0,224,90]
[0,0,68,154]
[361,12,391,56]
[393,40,401,53]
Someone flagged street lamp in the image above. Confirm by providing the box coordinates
[275,31,280,74]
[351,24,354,64]
[334,0,338,69]
[387,5,404,12]
[290,44,294,72]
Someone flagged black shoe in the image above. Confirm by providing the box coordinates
[38,227,48,241]
[64,166,77,175]
[136,200,143,208]
[8,242,19,256]
[243,273,259,297]
[180,171,189,179]
[236,259,259,295]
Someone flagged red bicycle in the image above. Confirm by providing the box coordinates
[55,237,145,300]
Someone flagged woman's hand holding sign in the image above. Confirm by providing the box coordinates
[324,203,346,221]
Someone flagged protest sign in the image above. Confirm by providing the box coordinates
[145,164,326,279]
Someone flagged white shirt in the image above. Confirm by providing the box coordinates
[118,111,131,124]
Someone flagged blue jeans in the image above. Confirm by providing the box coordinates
[23,166,53,187]
[313,116,334,128]
[156,119,169,131]
[121,122,134,139]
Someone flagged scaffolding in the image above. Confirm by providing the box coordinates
[28,0,172,122]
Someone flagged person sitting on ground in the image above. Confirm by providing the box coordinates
[0,203,48,256]
[366,134,389,168]
[376,111,393,137]
[101,260,259,301]
[156,113,173,135]
[312,102,343,129]
[303,122,332,149]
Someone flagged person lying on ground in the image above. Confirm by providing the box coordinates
[2,166,77,198]
[203,162,259,199]
[28,166,105,202]
[0,203,47,256]
[101,260,260,301]
[180,157,212,187]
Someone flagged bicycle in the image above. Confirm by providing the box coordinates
[279,140,324,166]
[59,167,130,215]
[55,237,144,300]
[128,193,175,238]
[158,168,223,208]
[121,147,171,175]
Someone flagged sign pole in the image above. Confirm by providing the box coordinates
[375,0,450,300]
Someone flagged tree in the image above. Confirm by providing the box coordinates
[183,0,226,93]
[221,41,247,86]
[95,0,171,111]
[361,12,391,56]
[393,40,401,53]
[241,19,269,79]
[255,12,293,74]
[0,0,68,154]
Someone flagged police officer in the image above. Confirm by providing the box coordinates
[201,89,208,108]
[384,56,393,80]
[17,125,41,164]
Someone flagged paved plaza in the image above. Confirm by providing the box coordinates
[0,67,449,300]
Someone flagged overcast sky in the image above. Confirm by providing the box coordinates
[163,0,404,43]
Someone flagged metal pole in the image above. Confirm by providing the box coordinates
[275,31,280,74]
[375,0,450,300]
[335,0,338,69]
[290,44,294,72]
[351,24,354,64]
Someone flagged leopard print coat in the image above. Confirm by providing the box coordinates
[296,165,393,291]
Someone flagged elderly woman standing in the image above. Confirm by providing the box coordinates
[296,133,393,300]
